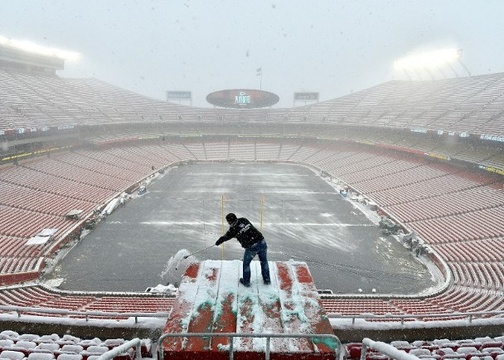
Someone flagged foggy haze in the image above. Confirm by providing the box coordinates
[1,0,503,107]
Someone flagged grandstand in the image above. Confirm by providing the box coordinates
[0,45,503,359]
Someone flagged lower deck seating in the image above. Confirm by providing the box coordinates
[0,284,173,315]
[2,330,504,360]
[344,335,504,360]
[0,140,502,321]
[0,330,154,359]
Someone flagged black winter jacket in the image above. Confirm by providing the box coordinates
[217,217,264,249]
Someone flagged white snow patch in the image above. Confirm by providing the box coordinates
[160,249,198,287]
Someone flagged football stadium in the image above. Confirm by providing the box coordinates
[0,10,504,360]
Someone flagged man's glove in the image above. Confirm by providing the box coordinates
[215,237,225,246]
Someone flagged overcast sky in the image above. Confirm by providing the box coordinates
[1,0,503,108]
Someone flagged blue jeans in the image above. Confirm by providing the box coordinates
[242,239,270,285]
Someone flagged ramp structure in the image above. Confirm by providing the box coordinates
[160,260,341,360]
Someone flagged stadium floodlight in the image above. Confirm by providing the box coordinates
[394,48,460,72]
[0,35,81,61]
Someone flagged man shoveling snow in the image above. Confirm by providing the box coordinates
[215,213,271,287]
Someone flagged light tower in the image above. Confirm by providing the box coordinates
[0,35,80,74]
[393,48,468,81]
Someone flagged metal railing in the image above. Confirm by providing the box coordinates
[2,304,503,327]
[328,309,504,325]
[0,305,169,323]
[360,338,420,360]
[158,332,343,360]
[96,338,142,360]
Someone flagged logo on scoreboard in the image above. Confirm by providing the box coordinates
[206,89,279,108]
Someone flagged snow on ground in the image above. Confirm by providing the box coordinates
[160,249,198,288]
[169,259,338,352]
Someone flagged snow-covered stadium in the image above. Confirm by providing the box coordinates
[0,39,503,359]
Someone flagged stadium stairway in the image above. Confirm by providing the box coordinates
[161,260,342,360]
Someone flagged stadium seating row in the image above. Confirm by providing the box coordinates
[2,70,504,139]
[3,329,504,359]
[0,329,153,359]
[0,284,173,314]
[346,335,504,360]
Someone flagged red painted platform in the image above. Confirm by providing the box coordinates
[161,260,340,360]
